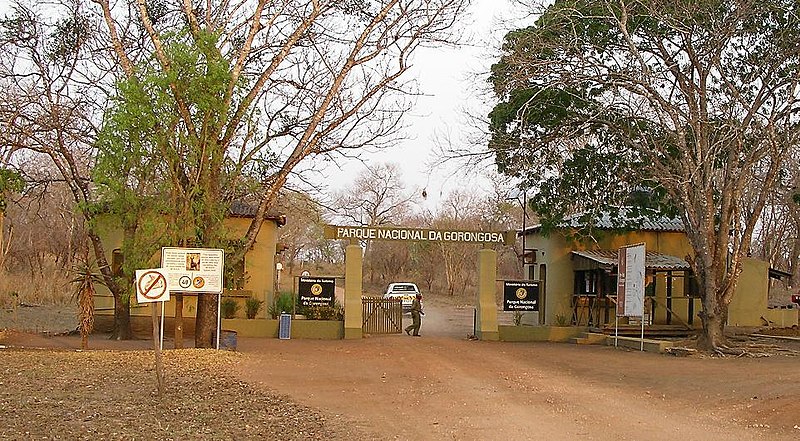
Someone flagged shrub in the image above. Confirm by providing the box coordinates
[221,298,239,319]
[296,300,343,321]
[267,292,295,318]
[245,297,263,319]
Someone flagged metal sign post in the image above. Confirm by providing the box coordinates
[135,268,170,397]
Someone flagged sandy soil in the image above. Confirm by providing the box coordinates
[2,302,800,440]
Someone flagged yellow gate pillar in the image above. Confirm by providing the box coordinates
[476,248,499,340]
[344,243,363,339]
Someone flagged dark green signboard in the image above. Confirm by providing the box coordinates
[298,276,335,307]
[503,280,539,311]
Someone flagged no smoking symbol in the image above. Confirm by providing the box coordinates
[138,271,168,300]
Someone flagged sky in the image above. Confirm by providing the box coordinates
[322,0,525,210]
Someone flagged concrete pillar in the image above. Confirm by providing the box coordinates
[344,244,363,339]
[476,248,499,341]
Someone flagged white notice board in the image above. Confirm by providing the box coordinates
[161,247,225,293]
[616,243,645,317]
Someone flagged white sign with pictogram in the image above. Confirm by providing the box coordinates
[161,247,225,293]
[135,269,171,303]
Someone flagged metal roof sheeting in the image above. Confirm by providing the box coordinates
[524,209,685,234]
[571,250,691,271]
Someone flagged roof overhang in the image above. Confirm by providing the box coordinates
[571,249,691,271]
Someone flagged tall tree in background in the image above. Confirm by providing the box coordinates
[489,0,800,351]
[91,0,470,347]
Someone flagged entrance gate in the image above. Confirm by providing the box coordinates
[362,297,403,334]
[327,224,515,340]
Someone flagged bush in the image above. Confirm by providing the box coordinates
[296,300,344,321]
[267,292,295,319]
[221,298,239,319]
[245,297,263,319]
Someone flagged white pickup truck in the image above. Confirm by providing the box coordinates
[383,282,420,313]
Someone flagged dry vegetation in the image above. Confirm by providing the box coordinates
[0,345,369,440]
[0,266,73,309]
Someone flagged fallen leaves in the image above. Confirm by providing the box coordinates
[0,348,366,440]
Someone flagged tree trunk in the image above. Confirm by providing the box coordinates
[195,293,218,348]
[111,298,132,340]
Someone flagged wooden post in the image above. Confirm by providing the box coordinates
[151,303,165,398]
[174,294,183,349]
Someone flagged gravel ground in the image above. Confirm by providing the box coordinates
[0,344,371,440]
[0,304,78,334]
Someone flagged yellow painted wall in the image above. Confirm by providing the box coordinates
[728,258,768,327]
[523,228,778,328]
[94,216,280,321]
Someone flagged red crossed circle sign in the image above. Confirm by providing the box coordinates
[137,271,168,300]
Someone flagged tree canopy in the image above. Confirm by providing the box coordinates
[489,0,800,350]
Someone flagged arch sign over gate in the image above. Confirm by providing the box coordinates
[324,225,515,245]
[325,224,513,341]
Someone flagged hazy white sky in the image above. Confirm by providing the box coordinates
[324,0,525,210]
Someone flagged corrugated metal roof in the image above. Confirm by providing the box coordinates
[523,209,684,234]
[572,250,691,271]
[229,201,286,226]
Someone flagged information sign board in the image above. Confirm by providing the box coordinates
[161,247,225,293]
[298,276,336,307]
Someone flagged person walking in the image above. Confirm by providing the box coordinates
[405,293,424,337]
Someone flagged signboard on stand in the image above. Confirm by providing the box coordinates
[503,280,539,311]
[161,247,225,294]
[133,268,170,396]
[161,247,225,350]
[298,276,335,307]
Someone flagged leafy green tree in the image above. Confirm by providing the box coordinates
[489,0,800,351]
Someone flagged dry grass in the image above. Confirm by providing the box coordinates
[0,266,73,308]
[0,347,368,440]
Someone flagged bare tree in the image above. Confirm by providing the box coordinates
[0,0,135,337]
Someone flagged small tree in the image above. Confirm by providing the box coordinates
[71,260,100,350]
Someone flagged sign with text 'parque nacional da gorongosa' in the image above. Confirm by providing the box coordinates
[324,225,515,245]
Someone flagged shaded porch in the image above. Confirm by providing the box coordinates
[570,250,698,330]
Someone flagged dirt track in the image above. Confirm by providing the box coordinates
[232,302,800,440]
[2,302,800,440]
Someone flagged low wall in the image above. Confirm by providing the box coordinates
[498,325,587,342]
[763,308,799,328]
[223,318,344,339]
[95,316,343,340]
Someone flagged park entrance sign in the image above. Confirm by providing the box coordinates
[324,225,514,245]
[328,224,514,341]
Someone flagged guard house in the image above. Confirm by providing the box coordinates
[94,201,286,334]
[521,211,797,329]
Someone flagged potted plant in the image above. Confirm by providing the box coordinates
[245,297,264,319]
[221,298,240,319]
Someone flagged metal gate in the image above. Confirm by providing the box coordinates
[362,297,403,334]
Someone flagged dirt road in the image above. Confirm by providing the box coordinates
[3,302,799,440]
[235,303,800,440]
